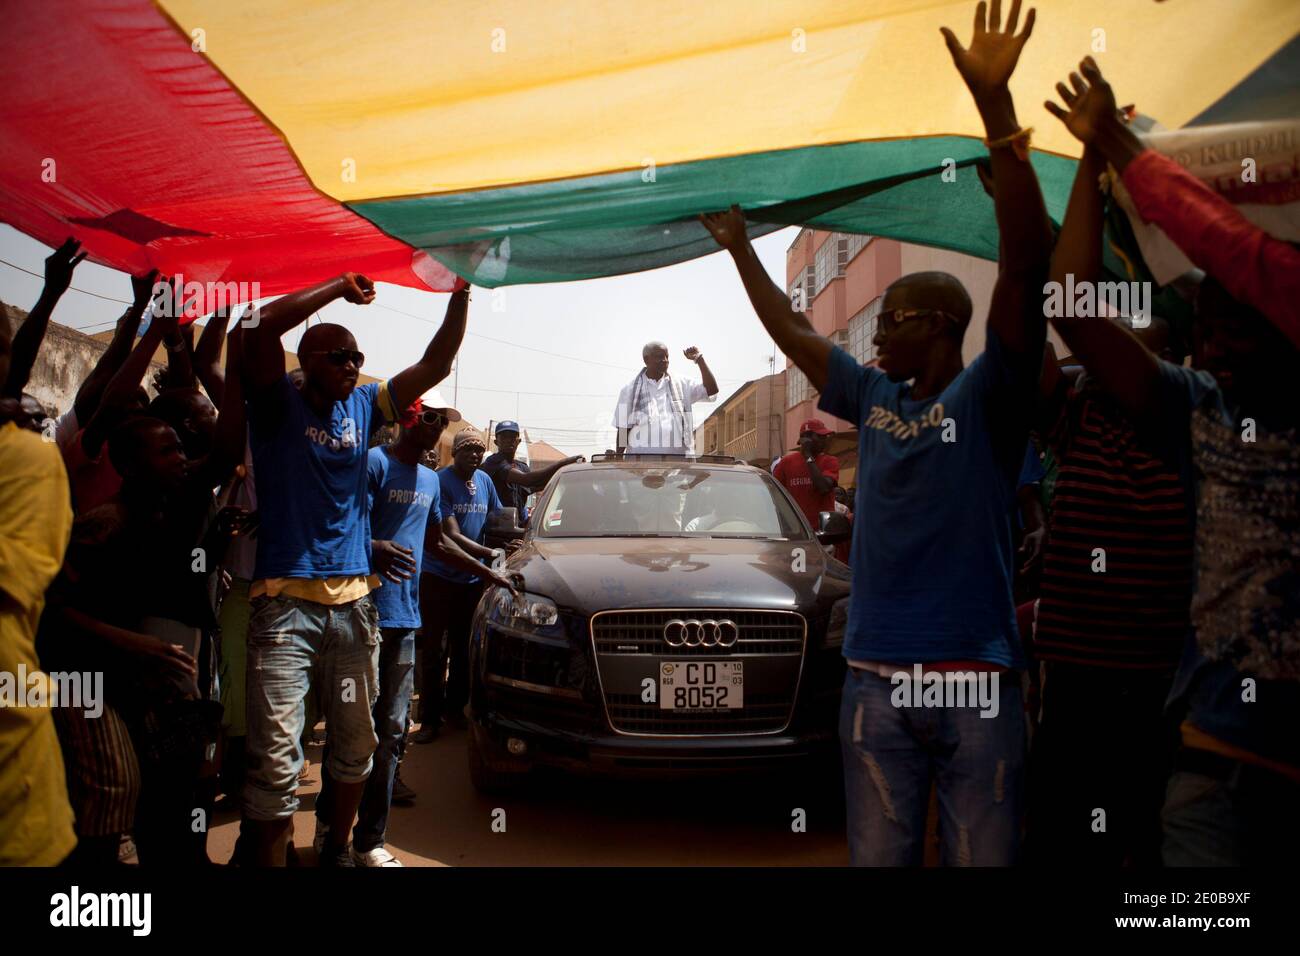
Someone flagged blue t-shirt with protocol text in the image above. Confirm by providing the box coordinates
[423,467,502,584]
[368,446,442,628]
[249,377,389,581]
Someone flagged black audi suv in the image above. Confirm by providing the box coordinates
[466,454,852,791]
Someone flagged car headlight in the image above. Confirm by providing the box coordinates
[491,589,560,629]
[824,597,849,648]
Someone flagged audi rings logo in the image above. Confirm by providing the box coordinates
[663,618,740,648]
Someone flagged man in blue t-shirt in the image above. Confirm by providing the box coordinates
[240,272,474,867]
[315,394,515,865]
[480,420,583,526]
[701,7,1052,865]
[415,428,513,738]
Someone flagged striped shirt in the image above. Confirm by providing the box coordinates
[1034,383,1194,670]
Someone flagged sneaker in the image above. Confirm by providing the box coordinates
[411,724,439,744]
[319,842,356,868]
[391,772,417,805]
[351,845,403,867]
[312,823,329,855]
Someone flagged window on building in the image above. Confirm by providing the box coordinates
[848,296,883,365]
[814,235,851,293]
[787,364,817,409]
[845,232,872,261]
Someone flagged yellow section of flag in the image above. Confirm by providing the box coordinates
[160,0,1300,201]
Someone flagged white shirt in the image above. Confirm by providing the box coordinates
[612,371,713,454]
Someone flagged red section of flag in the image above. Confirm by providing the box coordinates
[0,0,458,314]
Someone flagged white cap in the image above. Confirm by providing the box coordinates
[423,387,461,422]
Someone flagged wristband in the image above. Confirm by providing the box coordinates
[983,126,1033,161]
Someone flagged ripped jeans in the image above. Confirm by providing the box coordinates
[242,593,381,821]
[839,666,1025,866]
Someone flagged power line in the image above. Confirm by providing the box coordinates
[369,300,641,373]
[369,300,751,385]
[0,256,133,305]
[1,257,754,389]
[453,383,618,399]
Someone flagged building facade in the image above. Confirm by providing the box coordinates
[694,371,786,466]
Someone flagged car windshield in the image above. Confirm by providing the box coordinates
[536,466,806,539]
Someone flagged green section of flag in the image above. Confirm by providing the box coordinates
[350,139,1081,287]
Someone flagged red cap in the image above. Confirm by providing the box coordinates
[798,418,833,437]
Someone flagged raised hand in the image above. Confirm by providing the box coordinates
[1044,56,1119,147]
[683,346,702,362]
[130,268,161,312]
[339,272,376,305]
[699,205,749,252]
[43,237,87,297]
[151,279,181,338]
[940,0,1036,102]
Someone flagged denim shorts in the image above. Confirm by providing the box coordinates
[241,592,381,821]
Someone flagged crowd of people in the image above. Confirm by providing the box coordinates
[699,0,1298,867]
[0,263,541,866]
[1,0,1296,869]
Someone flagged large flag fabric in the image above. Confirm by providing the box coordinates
[2,1,1296,299]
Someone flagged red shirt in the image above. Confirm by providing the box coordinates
[61,428,121,515]
[773,451,838,527]
[1122,149,1300,350]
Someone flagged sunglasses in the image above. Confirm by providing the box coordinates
[878,308,960,329]
[418,409,448,427]
[306,348,365,368]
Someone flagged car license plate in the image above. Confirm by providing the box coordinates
[659,660,743,710]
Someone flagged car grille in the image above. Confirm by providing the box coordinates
[590,609,805,736]
[592,609,804,656]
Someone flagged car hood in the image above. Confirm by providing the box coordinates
[503,537,849,613]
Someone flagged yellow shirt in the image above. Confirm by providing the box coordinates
[0,423,77,866]
[250,574,381,605]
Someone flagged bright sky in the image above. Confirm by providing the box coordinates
[0,223,794,458]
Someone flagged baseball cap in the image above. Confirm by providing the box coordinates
[495,420,520,435]
[423,387,461,422]
[799,418,833,437]
[453,428,487,452]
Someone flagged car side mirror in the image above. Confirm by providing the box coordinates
[815,510,851,545]
[485,507,525,549]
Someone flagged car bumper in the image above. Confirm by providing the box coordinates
[470,694,839,778]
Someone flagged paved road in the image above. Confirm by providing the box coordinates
[208,724,850,866]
